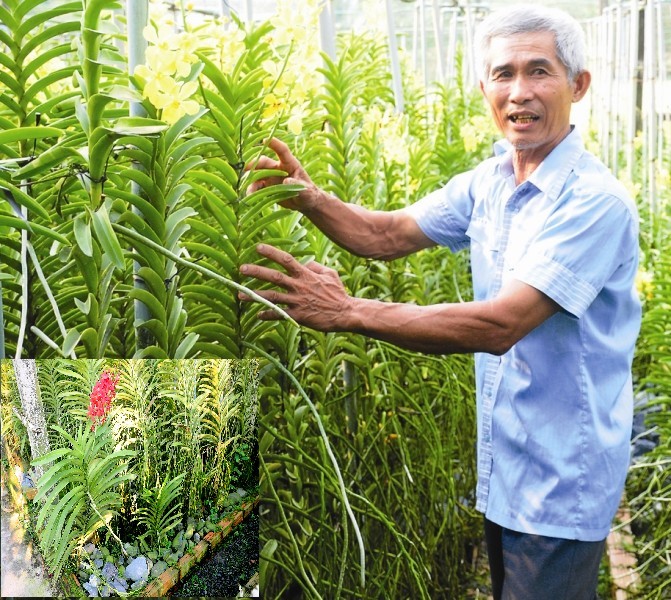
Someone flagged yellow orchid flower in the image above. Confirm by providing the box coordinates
[160,80,201,124]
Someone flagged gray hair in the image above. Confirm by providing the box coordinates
[474,4,587,82]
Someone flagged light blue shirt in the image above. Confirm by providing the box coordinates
[406,128,641,541]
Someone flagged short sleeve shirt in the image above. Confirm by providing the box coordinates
[405,128,641,541]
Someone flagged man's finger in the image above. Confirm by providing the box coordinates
[244,154,279,172]
[253,243,304,277]
[240,262,292,288]
[238,289,292,306]
[257,309,285,321]
[305,260,331,275]
[266,137,301,171]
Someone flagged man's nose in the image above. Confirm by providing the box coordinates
[509,76,533,103]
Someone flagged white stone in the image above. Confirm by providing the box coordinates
[125,556,148,582]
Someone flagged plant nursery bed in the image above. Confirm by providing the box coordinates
[142,496,260,598]
[168,507,259,597]
[59,496,260,598]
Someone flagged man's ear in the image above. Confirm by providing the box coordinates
[572,70,591,102]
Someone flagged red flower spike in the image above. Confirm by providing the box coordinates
[87,370,119,429]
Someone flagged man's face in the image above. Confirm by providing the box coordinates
[480,31,589,159]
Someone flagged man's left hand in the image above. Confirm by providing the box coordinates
[239,244,352,331]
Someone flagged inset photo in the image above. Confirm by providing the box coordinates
[1,358,259,597]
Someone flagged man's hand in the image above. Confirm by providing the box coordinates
[246,138,323,212]
[239,244,353,331]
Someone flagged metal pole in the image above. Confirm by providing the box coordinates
[385,0,405,112]
[126,0,154,352]
[463,3,476,88]
[431,0,445,82]
[445,8,458,85]
[605,6,615,167]
[319,0,336,61]
[419,0,428,94]
[626,0,639,179]
[611,1,623,172]
[643,0,657,220]
[654,0,665,166]
[412,3,419,71]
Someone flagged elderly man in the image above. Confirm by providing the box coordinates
[240,4,641,598]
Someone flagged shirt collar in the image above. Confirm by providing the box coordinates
[492,127,585,200]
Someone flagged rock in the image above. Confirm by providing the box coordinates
[78,569,89,581]
[101,562,117,579]
[110,578,128,594]
[124,542,138,557]
[82,582,99,597]
[125,556,149,582]
[99,585,111,597]
[151,560,168,578]
[225,492,241,507]
[94,558,104,568]
[130,577,147,591]
[89,574,100,588]
[172,531,185,550]
[237,488,247,497]
[147,550,158,561]
[193,532,200,543]
[84,543,96,555]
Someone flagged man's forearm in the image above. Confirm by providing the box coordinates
[299,189,428,260]
[343,296,513,355]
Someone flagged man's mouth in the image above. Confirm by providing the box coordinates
[509,115,539,124]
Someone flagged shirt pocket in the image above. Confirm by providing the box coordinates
[466,217,499,300]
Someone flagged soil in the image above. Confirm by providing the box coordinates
[170,509,259,597]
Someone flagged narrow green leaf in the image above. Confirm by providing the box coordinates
[0,126,63,146]
[0,181,51,220]
[90,205,125,270]
[13,145,86,180]
[73,214,93,256]
[62,328,83,356]
[174,332,198,359]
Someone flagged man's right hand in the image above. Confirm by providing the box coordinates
[245,137,323,212]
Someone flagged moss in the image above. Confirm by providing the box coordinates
[172,510,259,597]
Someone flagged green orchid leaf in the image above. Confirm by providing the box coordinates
[0,126,63,146]
[112,116,169,136]
[73,214,93,257]
[62,328,83,357]
[13,145,86,180]
[90,205,125,270]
